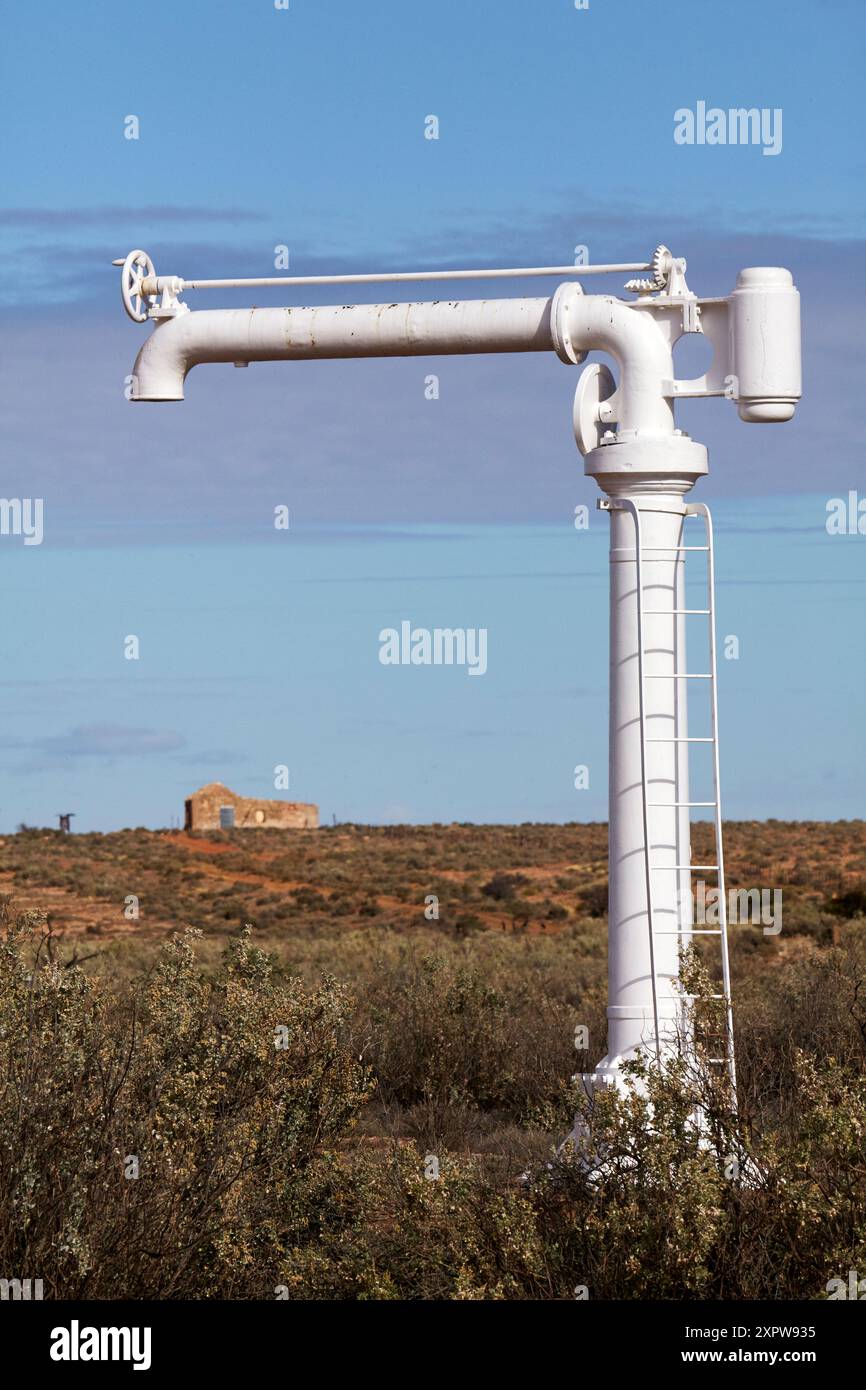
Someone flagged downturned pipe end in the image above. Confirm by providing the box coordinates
[130,389,185,403]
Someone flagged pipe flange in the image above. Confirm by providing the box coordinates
[551,282,588,365]
[584,433,709,488]
[573,362,617,456]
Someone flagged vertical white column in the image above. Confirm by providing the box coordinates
[605,494,691,1066]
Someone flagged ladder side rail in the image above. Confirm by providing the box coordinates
[687,502,737,1099]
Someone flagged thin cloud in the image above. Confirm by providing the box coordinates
[0,206,266,228]
[171,747,247,766]
[34,723,187,757]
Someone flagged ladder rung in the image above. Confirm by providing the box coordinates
[647,801,716,807]
[643,608,710,615]
[682,993,727,1000]
[644,673,712,679]
[646,737,713,743]
[649,864,719,871]
[654,929,723,936]
[640,545,709,551]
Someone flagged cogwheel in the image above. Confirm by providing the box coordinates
[625,245,673,295]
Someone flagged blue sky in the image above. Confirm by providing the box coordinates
[0,0,863,828]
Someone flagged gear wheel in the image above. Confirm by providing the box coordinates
[624,245,673,295]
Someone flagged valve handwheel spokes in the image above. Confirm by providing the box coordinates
[120,249,156,322]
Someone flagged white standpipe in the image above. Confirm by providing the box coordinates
[118,248,801,1090]
[595,490,699,1077]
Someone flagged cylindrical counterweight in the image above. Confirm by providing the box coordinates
[730,267,801,422]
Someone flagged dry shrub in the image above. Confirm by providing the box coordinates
[0,916,371,1298]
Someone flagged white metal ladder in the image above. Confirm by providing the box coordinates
[618,498,737,1098]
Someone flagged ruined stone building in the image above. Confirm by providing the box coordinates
[184,782,318,831]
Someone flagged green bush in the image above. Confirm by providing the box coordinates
[358,951,577,1130]
[275,1041,866,1301]
[526,1043,866,1300]
[0,916,371,1299]
[1,907,864,1300]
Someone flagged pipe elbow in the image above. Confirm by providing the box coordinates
[130,316,192,401]
[552,287,675,435]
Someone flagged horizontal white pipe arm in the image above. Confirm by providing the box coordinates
[130,287,678,431]
[131,297,556,401]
